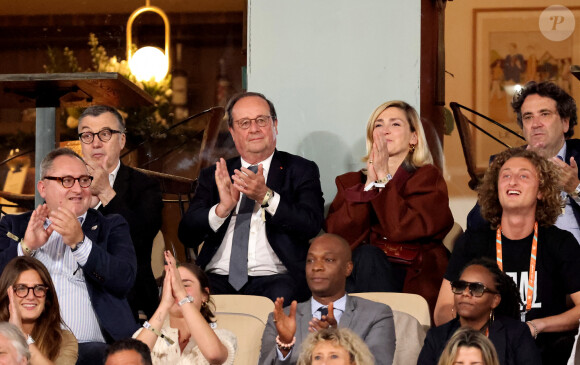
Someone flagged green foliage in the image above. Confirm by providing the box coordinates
[44,33,173,142]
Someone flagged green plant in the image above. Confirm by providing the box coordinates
[44,33,173,143]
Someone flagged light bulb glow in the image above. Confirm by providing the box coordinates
[129,46,169,82]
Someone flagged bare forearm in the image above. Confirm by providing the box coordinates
[181,303,228,364]
[136,306,168,351]
[532,305,580,334]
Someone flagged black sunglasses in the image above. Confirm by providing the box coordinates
[451,280,498,297]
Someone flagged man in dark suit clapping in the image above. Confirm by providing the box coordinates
[179,92,324,303]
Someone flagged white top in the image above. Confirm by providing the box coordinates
[133,319,237,365]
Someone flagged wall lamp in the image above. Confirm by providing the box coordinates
[126,0,171,82]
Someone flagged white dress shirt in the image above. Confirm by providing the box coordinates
[93,161,121,210]
[17,213,105,343]
[206,152,287,276]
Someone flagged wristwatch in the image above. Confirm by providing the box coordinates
[71,235,85,252]
[571,183,580,198]
[261,189,274,208]
[178,295,194,306]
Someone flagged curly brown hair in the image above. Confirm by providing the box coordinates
[478,148,562,228]
[511,81,577,139]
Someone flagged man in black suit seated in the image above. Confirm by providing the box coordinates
[78,105,163,320]
[468,81,580,243]
[178,92,324,303]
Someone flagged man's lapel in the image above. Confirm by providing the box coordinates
[564,140,580,225]
[82,209,101,243]
[296,299,311,341]
[266,150,286,193]
[227,158,242,178]
[112,164,129,195]
[565,140,580,165]
[338,295,355,327]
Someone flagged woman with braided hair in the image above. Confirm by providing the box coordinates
[418,259,541,365]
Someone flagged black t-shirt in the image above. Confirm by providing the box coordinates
[445,225,580,363]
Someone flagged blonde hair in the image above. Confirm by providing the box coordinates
[437,328,500,365]
[363,100,432,168]
[297,328,374,365]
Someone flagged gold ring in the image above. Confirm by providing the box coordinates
[369,160,373,164]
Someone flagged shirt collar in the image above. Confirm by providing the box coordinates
[44,211,88,228]
[109,161,121,187]
[240,152,274,181]
[557,143,567,161]
[311,294,347,317]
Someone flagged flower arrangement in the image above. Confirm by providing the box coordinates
[44,33,173,143]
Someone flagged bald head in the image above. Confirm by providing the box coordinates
[309,233,352,261]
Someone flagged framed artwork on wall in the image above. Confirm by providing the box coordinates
[473,7,580,168]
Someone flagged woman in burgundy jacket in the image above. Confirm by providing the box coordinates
[325,100,454,314]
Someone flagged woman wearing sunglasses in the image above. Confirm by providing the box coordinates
[434,148,580,364]
[0,256,78,364]
[418,259,540,365]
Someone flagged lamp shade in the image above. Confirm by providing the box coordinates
[129,46,169,82]
[126,1,170,82]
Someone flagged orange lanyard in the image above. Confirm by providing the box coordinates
[495,222,538,312]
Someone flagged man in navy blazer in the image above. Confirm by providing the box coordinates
[0,148,137,365]
[259,234,396,365]
[178,92,324,303]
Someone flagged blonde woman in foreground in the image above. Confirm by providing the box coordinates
[437,328,499,365]
[297,327,374,365]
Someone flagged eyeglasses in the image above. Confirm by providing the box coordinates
[451,280,498,297]
[44,175,93,188]
[78,128,123,144]
[13,284,49,298]
[234,115,273,130]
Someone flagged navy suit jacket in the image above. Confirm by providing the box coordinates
[0,209,138,341]
[259,295,396,365]
[178,150,324,290]
[98,163,163,319]
[467,139,580,231]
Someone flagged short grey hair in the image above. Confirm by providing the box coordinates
[0,322,30,364]
[39,148,85,179]
[79,105,125,131]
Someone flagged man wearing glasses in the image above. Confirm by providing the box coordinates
[435,148,580,364]
[179,92,324,303]
[77,105,162,321]
[468,81,580,244]
[0,148,137,365]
